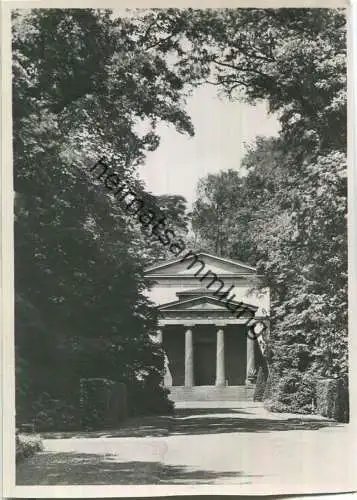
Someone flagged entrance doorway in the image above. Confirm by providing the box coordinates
[194,340,216,385]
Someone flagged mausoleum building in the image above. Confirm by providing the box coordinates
[145,252,269,402]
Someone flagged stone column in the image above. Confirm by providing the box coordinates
[215,328,225,386]
[184,328,194,387]
[246,331,256,384]
[158,328,172,386]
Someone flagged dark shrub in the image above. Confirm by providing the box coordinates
[263,369,275,401]
[80,378,127,430]
[254,366,267,402]
[316,377,349,422]
[265,370,316,414]
[31,393,78,431]
[338,376,349,423]
[316,378,338,419]
[127,377,174,417]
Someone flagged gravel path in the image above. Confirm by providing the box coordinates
[16,403,355,493]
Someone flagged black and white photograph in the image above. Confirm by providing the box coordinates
[2,1,355,495]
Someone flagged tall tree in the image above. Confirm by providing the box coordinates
[13,7,347,419]
[137,8,346,151]
[12,8,194,419]
[191,170,251,259]
[154,7,347,410]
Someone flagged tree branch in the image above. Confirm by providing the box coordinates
[237,42,276,63]
[213,58,275,81]
[146,32,176,50]
[140,17,159,44]
[206,80,222,86]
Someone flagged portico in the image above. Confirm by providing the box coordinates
[157,299,258,387]
[159,325,257,388]
[145,252,269,401]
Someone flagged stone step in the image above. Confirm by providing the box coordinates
[168,385,255,402]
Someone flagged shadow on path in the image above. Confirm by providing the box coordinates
[41,415,172,440]
[16,406,346,486]
[16,451,257,485]
[40,408,342,441]
[175,407,253,416]
[171,408,341,436]
[17,452,161,485]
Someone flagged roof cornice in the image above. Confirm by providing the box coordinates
[145,251,257,274]
[158,295,258,312]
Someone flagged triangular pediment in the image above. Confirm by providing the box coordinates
[159,295,257,313]
[145,252,256,278]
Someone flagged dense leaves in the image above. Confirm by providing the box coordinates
[13,9,192,421]
[137,8,346,152]
[186,8,347,411]
[14,7,347,420]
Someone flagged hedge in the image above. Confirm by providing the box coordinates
[264,370,316,414]
[30,393,78,431]
[80,378,127,429]
[127,381,174,416]
[315,377,349,423]
[253,366,267,402]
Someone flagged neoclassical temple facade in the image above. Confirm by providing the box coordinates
[145,252,269,401]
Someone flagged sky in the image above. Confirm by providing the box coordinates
[138,84,280,207]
